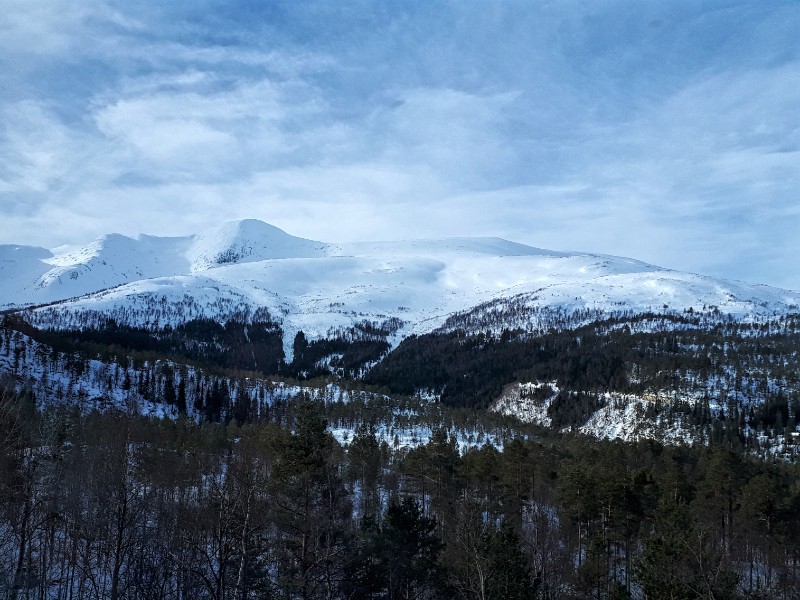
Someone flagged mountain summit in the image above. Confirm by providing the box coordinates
[187,219,327,271]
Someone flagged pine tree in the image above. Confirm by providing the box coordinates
[636,499,739,600]
[380,497,444,600]
[163,375,176,406]
[271,400,350,598]
[480,521,536,600]
[177,376,187,413]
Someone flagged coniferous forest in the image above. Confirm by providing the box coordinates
[2,383,800,599]
[2,309,800,598]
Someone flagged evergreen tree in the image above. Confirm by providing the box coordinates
[636,499,739,600]
[271,400,350,599]
[382,497,444,600]
[163,375,176,407]
[480,521,536,600]
[176,376,187,413]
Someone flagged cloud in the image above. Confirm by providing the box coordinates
[0,0,135,57]
[369,89,520,186]
[0,1,799,290]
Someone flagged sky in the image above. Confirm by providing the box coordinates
[1,0,799,289]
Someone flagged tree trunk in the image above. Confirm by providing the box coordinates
[11,488,32,600]
[235,488,253,600]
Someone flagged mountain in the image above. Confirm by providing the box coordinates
[3,219,800,456]
[0,219,326,308]
[3,219,798,350]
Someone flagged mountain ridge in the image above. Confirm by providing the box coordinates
[3,220,798,357]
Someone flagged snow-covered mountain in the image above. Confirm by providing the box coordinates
[4,219,800,454]
[0,219,325,306]
[3,219,798,354]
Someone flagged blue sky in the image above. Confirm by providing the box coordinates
[1,0,799,288]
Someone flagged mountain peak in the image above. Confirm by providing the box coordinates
[188,219,327,271]
[218,218,287,237]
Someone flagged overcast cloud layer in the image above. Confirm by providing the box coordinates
[1,0,799,289]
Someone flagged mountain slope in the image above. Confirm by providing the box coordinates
[3,219,800,453]
[3,220,799,356]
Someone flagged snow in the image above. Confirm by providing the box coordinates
[187,218,327,270]
[3,220,799,358]
[492,382,557,428]
[0,245,54,307]
[1,328,510,454]
[577,394,696,445]
[492,382,698,444]
[329,422,505,454]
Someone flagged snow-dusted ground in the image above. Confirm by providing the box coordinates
[492,381,704,444]
[491,381,694,444]
[498,380,718,442]
[576,393,697,445]
[329,421,505,453]
[491,381,800,460]
[493,385,702,451]
[492,382,557,428]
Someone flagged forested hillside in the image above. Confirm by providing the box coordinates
[369,311,800,451]
[3,300,800,598]
[4,307,800,452]
[2,386,799,599]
